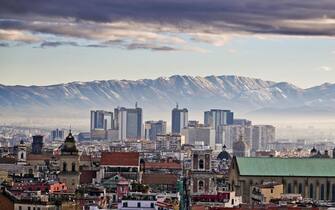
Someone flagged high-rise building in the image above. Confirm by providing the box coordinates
[144,120,167,141]
[233,119,252,126]
[233,136,250,157]
[171,105,188,134]
[204,109,234,127]
[90,110,113,131]
[115,104,143,141]
[32,135,43,154]
[90,110,114,140]
[251,125,276,151]
[50,129,64,141]
[182,127,216,149]
[156,134,184,151]
[204,109,234,144]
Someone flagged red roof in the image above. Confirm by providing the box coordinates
[80,155,91,161]
[142,174,178,185]
[100,152,139,166]
[27,154,53,161]
[80,170,97,184]
[145,162,182,170]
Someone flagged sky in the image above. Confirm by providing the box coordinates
[0,0,334,88]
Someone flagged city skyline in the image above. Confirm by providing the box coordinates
[0,1,335,87]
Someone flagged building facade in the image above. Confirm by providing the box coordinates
[58,132,80,193]
[144,120,167,141]
[229,157,335,203]
[171,105,188,134]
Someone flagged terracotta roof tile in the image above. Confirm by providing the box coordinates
[142,174,178,185]
[145,162,181,170]
[27,154,53,161]
[80,170,97,184]
[100,152,139,166]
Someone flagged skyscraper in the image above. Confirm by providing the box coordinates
[204,109,234,127]
[32,135,44,154]
[115,104,143,141]
[204,109,234,144]
[50,128,64,141]
[145,120,167,141]
[90,110,114,131]
[90,110,114,140]
[171,105,188,134]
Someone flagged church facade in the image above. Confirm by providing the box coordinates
[58,131,80,193]
[229,157,335,203]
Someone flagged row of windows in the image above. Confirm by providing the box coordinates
[63,162,77,172]
[122,202,155,208]
[18,206,41,210]
[286,183,335,200]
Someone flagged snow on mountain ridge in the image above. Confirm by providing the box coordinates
[0,75,334,118]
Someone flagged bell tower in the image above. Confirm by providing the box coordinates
[17,140,27,165]
[58,131,80,193]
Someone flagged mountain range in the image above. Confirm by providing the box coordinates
[1,75,335,127]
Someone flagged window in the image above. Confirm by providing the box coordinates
[332,184,335,201]
[21,152,24,159]
[37,208,41,210]
[309,183,314,199]
[298,183,303,194]
[271,189,273,193]
[151,203,155,208]
[72,162,76,172]
[18,206,22,210]
[63,162,67,172]
[287,183,292,193]
[123,202,128,207]
[198,180,204,192]
[28,207,31,210]
[137,202,141,208]
[321,184,325,200]
[231,199,234,205]
[199,159,204,169]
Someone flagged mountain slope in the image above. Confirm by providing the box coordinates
[0,75,334,124]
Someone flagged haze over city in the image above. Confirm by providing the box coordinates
[1,1,335,210]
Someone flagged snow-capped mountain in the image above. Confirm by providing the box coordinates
[0,75,334,122]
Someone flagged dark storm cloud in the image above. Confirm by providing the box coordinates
[0,0,334,49]
[39,41,79,48]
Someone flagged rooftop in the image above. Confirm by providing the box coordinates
[100,152,139,166]
[236,157,335,177]
[142,174,178,185]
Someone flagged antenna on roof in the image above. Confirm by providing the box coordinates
[135,102,138,108]
[176,103,179,109]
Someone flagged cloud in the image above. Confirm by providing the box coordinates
[0,42,9,47]
[319,66,333,72]
[0,0,334,50]
[0,29,40,43]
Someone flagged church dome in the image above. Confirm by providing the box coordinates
[61,131,78,154]
[217,150,231,160]
[310,147,317,154]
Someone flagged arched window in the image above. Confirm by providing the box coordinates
[198,180,204,192]
[63,162,67,172]
[321,184,325,200]
[21,152,24,159]
[332,184,335,201]
[199,159,204,169]
[287,183,292,193]
[309,183,314,199]
[72,162,76,172]
[298,183,303,194]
